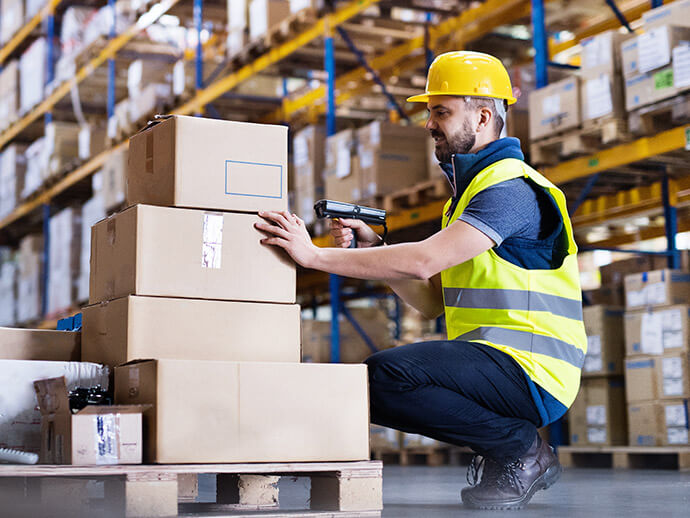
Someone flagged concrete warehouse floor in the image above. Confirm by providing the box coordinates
[197,466,690,516]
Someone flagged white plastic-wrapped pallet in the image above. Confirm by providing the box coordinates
[23,138,46,199]
[0,249,17,326]
[0,0,23,45]
[0,145,27,219]
[19,38,47,114]
[16,234,43,324]
[77,195,105,302]
[46,207,81,316]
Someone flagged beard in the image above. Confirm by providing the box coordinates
[431,119,476,163]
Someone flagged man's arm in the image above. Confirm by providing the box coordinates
[387,273,444,320]
[254,210,494,286]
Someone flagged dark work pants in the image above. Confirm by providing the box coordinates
[364,340,542,462]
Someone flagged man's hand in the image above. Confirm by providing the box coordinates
[330,218,382,248]
[255,211,320,268]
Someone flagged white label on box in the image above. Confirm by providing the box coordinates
[673,45,690,89]
[641,312,664,354]
[585,75,613,119]
[667,427,688,445]
[647,282,667,305]
[584,354,603,373]
[664,330,684,350]
[662,356,683,378]
[587,427,607,444]
[663,378,684,397]
[661,309,683,332]
[587,335,602,355]
[173,61,185,96]
[336,143,351,179]
[369,121,381,145]
[294,136,309,167]
[542,94,561,116]
[360,148,374,170]
[638,26,672,74]
[78,125,90,160]
[94,415,119,465]
[627,289,646,308]
[201,213,223,269]
[586,405,607,426]
[665,404,688,427]
[582,32,612,69]
[107,116,117,139]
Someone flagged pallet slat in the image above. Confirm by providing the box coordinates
[558,446,690,471]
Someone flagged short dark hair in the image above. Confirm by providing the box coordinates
[464,97,507,137]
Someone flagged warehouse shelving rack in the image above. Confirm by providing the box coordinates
[0,0,688,374]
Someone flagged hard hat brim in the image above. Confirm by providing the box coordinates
[406,93,429,103]
[406,92,518,104]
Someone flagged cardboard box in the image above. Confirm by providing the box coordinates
[323,129,362,203]
[656,352,690,399]
[115,359,369,463]
[292,125,325,225]
[624,66,681,111]
[528,76,581,141]
[0,328,80,361]
[624,269,690,310]
[0,360,108,453]
[43,122,81,179]
[22,137,45,199]
[583,306,624,376]
[356,121,428,199]
[95,146,127,211]
[89,204,295,304]
[82,295,301,366]
[658,399,690,445]
[127,115,287,213]
[627,402,660,446]
[600,256,682,286]
[35,377,144,465]
[638,25,690,74]
[19,38,47,114]
[78,124,107,161]
[569,377,627,446]
[583,285,625,307]
[624,305,690,356]
[580,30,630,71]
[643,0,690,29]
[0,144,27,219]
[1,0,23,44]
[621,38,640,78]
[17,234,43,323]
[249,0,291,39]
[624,356,658,403]
[77,195,105,302]
[581,67,626,122]
[0,60,19,132]
[46,207,81,316]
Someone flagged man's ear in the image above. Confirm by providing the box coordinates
[476,106,492,133]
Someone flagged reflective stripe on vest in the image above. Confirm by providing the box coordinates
[443,287,583,321]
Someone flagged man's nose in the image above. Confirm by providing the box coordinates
[425,117,436,131]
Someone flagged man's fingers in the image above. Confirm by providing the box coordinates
[255,222,290,240]
[260,237,285,247]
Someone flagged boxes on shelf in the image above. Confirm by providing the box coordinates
[600,255,686,287]
[628,399,690,446]
[89,205,296,304]
[0,0,23,45]
[78,124,107,161]
[77,195,105,302]
[568,377,627,446]
[127,59,172,98]
[249,0,291,39]
[624,356,658,403]
[658,399,689,445]
[656,352,690,400]
[25,0,49,21]
[228,0,249,32]
[226,28,248,56]
[128,83,172,124]
[0,327,80,361]
[35,376,144,465]
[82,296,301,367]
[324,129,362,203]
[17,234,43,324]
[114,359,369,463]
[0,144,27,219]
[0,60,19,132]
[624,305,689,357]
[46,207,81,317]
[0,253,17,326]
[627,401,659,446]
[94,146,127,212]
[290,0,322,13]
[624,269,690,310]
[370,425,401,450]
[622,25,690,76]
[19,38,47,114]
[126,115,288,213]
[292,125,326,225]
[642,0,690,29]
[401,433,440,449]
[0,359,108,454]
[528,76,581,141]
[624,66,681,111]
[583,306,624,376]
[43,122,81,179]
[583,285,625,307]
[356,121,428,199]
[22,138,45,199]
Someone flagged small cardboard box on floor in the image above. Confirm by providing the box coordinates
[34,376,145,465]
[583,306,624,376]
[624,305,690,356]
[127,115,288,213]
[624,269,690,310]
[89,204,295,304]
[115,359,370,463]
[82,295,301,367]
[568,377,627,446]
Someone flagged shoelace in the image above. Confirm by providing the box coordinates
[466,455,484,486]
[492,460,526,493]
[466,455,527,493]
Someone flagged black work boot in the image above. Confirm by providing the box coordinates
[461,435,562,510]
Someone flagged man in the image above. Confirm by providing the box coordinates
[255,51,586,510]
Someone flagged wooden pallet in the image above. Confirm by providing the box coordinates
[558,446,690,471]
[230,8,319,66]
[530,117,630,166]
[628,91,690,136]
[0,461,382,517]
[371,446,473,467]
[369,178,450,214]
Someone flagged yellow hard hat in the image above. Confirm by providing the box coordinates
[407,51,517,105]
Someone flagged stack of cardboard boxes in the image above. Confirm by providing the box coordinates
[624,268,690,446]
[81,115,370,463]
[292,125,326,225]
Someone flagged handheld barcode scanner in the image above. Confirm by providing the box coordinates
[314,199,387,248]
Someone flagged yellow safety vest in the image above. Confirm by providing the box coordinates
[441,158,586,407]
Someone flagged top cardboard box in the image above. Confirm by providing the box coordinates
[0,327,80,361]
[528,76,581,141]
[624,269,690,310]
[127,115,288,213]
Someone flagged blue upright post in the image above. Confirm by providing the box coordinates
[194,0,203,91]
[651,0,663,7]
[41,204,50,317]
[107,0,116,120]
[424,12,433,71]
[45,11,55,124]
[393,295,402,341]
[662,173,680,269]
[325,31,340,362]
[531,0,548,88]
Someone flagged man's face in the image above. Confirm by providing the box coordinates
[425,96,477,163]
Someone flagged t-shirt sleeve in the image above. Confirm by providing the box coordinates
[457,178,539,246]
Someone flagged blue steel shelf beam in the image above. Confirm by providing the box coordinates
[341,305,380,354]
[548,61,579,70]
[568,173,600,216]
[336,27,410,123]
[604,0,634,33]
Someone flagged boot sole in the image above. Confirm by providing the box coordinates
[462,462,563,510]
